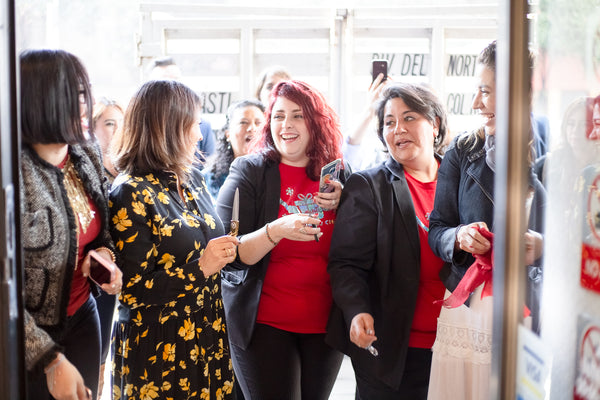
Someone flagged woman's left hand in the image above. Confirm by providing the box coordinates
[315,180,343,211]
[81,249,123,295]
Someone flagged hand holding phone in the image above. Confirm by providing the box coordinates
[371,59,388,83]
[88,249,116,286]
[319,159,343,193]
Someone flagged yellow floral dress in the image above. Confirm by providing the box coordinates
[109,169,234,400]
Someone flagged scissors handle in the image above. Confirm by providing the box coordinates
[230,221,239,237]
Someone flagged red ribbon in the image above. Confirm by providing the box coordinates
[438,227,494,308]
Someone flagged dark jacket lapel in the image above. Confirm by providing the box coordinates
[385,159,420,259]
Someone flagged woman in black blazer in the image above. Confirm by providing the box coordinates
[326,83,448,399]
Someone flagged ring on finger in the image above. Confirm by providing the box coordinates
[299,227,307,234]
[331,199,336,206]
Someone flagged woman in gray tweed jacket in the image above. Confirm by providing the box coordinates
[20,49,122,400]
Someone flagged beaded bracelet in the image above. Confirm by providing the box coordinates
[265,223,279,246]
[96,246,116,263]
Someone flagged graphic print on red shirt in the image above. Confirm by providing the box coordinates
[256,163,336,333]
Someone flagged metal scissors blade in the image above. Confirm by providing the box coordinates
[230,187,239,236]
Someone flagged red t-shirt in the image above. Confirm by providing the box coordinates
[256,163,336,333]
[58,155,101,316]
[404,170,446,348]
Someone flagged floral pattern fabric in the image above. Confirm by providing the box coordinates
[109,169,233,400]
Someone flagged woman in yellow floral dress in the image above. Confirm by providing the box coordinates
[109,80,239,400]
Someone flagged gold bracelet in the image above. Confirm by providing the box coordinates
[96,246,116,263]
[265,223,279,246]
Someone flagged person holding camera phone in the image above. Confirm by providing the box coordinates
[326,83,448,399]
[216,80,350,399]
[343,61,390,171]
[20,49,122,400]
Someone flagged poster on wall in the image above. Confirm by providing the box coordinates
[516,325,552,400]
[574,314,600,399]
[581,166,600,294]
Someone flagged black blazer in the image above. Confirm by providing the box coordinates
[216,154,282,349]
[325,158,425,390]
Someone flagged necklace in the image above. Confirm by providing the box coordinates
[62,155,95,234]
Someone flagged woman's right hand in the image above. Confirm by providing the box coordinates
[455,222,492,255]
[45,353,91,400]
[198,235,240,277]
[349,313,377,349]
[268,213,323,243]
[367,73,389,113]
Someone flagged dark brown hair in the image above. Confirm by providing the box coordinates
[112,80,202,181]
[375,82,448,154]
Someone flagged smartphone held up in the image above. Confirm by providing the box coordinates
[319,158,344,193]
[371,59,388,83]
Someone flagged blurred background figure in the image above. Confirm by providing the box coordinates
[203,99,266,199]
[148,55,216,162]
[254,65,292,106]
[91,97,124,398]
[343,72,389,171]
[20,48,122,400]
[92,97,124,182]
[534,96,595,187]
[148,56,182,81]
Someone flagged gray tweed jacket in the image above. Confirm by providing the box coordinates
[20,143,114,372]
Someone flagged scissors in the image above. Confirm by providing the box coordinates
[229,187,239,237]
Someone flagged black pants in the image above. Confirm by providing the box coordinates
[354,347,432,400]
[230,323,344,400]
[26,295,101,400]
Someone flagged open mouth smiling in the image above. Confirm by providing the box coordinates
[281,133,299,141]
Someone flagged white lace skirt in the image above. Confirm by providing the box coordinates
[427,284,493,400]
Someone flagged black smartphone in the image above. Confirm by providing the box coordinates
[88,250,115,285]
[372,59,388,82]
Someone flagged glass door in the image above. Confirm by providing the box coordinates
[534,0,600,398]
[0,0,25,398]
[497,0,600,399]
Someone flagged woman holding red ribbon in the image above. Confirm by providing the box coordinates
[426,41,545,399]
